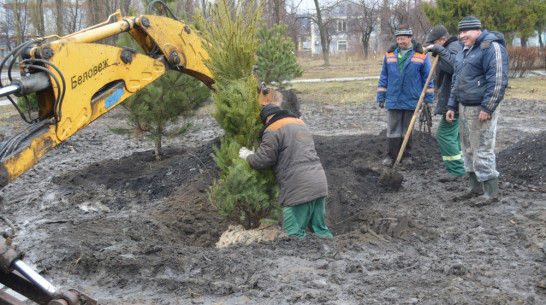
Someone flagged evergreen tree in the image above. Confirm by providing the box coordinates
[121,71,210,160]
[255,23,303,90]
[423,0,475,34]
[112,5,210,160]
[195,0,280,229]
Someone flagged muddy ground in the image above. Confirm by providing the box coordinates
[0,95,545,304]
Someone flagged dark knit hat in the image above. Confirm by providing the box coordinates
[395,25,413,37]
[458,16,482,32]
[260,104,282,124]
[426,25,448,43]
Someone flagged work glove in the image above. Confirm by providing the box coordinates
[424,44,442,57]
[378,101,385,109]
[239,147,254,161]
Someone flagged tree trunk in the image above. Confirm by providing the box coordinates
[55,0,64,36]
[313,0,329,66]
[13,1,24,45]
[362,38,369,59]
[154,139,162,161]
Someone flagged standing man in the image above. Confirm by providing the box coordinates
[377,24,434,167]
[446,16,509,203]
[424,25,465,181]
[239,104,333,239]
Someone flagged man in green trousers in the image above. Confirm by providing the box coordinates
[424,25,466,181]
[239,104,333,239]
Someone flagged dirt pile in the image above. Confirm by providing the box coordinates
[0,98,545,304]
[498,130,545,188]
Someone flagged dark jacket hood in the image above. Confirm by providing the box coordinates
[476,30,507,48]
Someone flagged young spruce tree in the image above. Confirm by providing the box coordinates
[195,0,280,229]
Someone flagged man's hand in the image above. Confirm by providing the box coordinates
[378,101,385,109]
[446,110,455,123]
[479,111,491,122]
[239,147,254,161]
[424,44,442,56]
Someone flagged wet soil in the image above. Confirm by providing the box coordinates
[0,97,545,304]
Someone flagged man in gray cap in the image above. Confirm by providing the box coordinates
[424,25,465,182]
[377,24,434,167]
[446,16,509,205]
[239,104,333,239]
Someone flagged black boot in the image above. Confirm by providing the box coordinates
[470,177,499,207]
[483,177,499,199]
[453,172,483,201]
[387,137,402,160]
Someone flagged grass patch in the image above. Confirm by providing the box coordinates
[0,105,18,119]
[297,56,383,79]
[292,79,378,104]
[294,56,546,104]
[504,76,546,101]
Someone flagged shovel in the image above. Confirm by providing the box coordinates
[378,54,439,190]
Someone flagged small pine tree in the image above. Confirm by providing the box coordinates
[256,23,303,90]
[195,0,280,229]
[120,71,210,160]
[113,8,210,160]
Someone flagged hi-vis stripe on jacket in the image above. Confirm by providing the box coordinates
[247,117,328,207]
[377,49,434,110]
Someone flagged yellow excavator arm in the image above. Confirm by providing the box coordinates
[0,5,220,304]
[0,10,213,187]
[0,3,297,303]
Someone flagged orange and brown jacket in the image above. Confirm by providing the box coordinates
[247,117,328,207]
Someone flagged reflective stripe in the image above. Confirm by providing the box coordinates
[411,57,425,64]
[377,87,387,92]
[443,153,463,161]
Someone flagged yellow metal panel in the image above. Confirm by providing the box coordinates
[42,43,166,141]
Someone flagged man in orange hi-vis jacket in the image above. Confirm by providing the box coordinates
[377,24,434,167]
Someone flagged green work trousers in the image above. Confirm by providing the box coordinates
[283,197,333,239]
[436,114,465,176]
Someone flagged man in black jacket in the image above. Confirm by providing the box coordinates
[425,25,465,182]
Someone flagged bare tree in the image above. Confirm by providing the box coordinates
[313,0,330,65]
[5,0,29,46]
[380,0,429,49]
[27,0,45,37]
[348,0,380,58]
[54,0,64,36]
[261,0,287,27]
[64,0,86,34]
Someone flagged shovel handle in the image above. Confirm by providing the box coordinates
[393,54,439,168]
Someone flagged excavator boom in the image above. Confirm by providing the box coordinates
[0,10,212,188]
[0,6,213,305]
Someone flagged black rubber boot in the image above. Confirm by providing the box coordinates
[483,177,499,199]
[469,172,484,194]
[387,137,402,160]
[453,172,483,201]
[470,177,499,207]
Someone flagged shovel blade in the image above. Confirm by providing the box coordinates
[378,168,404,191]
